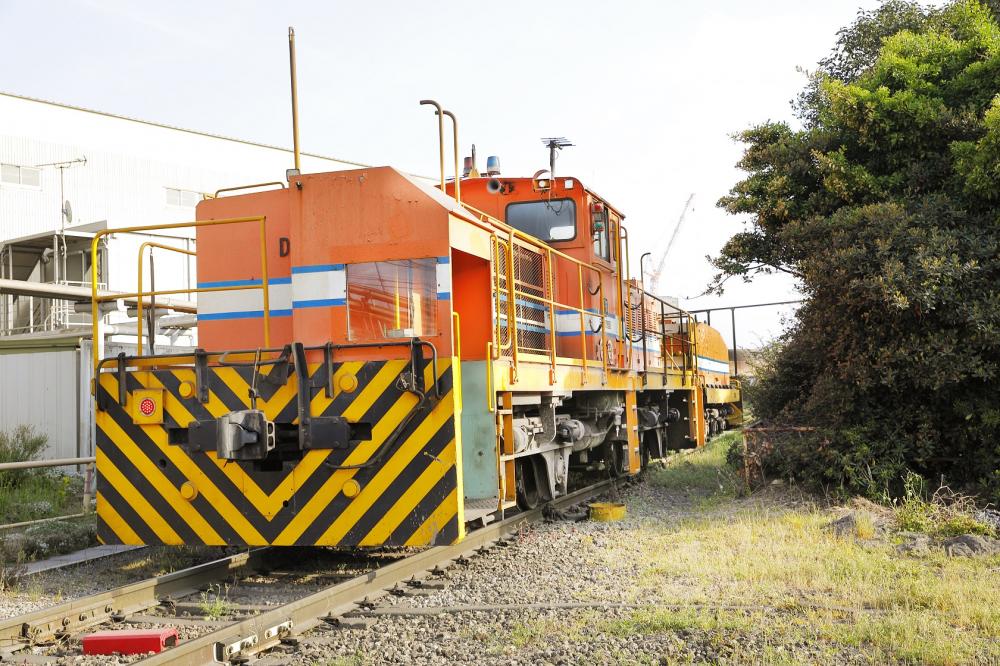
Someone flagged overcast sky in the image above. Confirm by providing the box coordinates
[0,0,886,347]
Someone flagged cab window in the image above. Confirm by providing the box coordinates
[505,199,577,242]
[592,206,612,261]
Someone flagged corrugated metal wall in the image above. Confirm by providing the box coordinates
[0,340,153,461]
[0,347,79,459]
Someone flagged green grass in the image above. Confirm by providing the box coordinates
[0,425,86,526]
[491,434,1000,664]
[0,425,98,574]
[0,473,86,524]
[650,432,743,507]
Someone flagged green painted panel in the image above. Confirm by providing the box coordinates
[458,361,499,502]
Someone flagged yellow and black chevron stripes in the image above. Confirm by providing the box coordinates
[95,357,463,548]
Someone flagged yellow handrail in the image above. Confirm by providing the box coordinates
[486,341,495,413]
[459,199,698,386]
[545,248,557,382]
[506,229,518,380]
[136,241,197,350]
[90,216,270,374]
[577,263,588,384]
[213,181,286,198]
[620,223,632,368]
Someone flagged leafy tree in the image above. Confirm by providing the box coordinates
[717,0,1000,499]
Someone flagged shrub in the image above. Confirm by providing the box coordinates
[715,1,1000,502]
[0,425,48,488]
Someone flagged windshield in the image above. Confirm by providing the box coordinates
[505,199,577,242]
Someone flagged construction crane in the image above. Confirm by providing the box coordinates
[647,193,695,295]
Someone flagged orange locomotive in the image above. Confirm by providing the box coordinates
[91,147,741,548]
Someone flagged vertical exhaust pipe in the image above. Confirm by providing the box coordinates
[419,99,445,191]
[442,110,460,205]
[288,27,301,174]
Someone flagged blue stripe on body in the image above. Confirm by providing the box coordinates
[291,264,345,274]
[198,276,291,288]
[197,309,292,321]
[291,298,347,308]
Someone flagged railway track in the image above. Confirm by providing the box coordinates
[0,480,611,665]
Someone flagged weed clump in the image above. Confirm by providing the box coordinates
[199,582,234,619]
[893,473,995,538]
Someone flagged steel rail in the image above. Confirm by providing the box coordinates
[136,480,612,665]
[0,549,271,652]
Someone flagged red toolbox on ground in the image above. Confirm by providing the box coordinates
[82,628,178,655]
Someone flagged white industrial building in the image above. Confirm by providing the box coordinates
[0,91,366,459]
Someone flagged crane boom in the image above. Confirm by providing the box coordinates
[648,193,694,295]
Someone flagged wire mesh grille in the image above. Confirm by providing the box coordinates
[491,238,551,356]
[512,245,548,354]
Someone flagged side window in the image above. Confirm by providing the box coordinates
[609,214,619,262]
[346,259,439,340]
[592,203,610,261]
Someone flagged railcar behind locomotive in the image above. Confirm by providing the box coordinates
[90,37,740,548]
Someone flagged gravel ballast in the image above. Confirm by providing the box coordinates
[266,477,877,665]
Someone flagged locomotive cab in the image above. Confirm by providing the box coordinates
[448,175,625,275]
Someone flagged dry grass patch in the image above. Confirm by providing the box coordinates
[629,435,1000,664]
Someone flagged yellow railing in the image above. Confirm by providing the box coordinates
[136,241,196,351]
[490,232,609,383]
[90,216,271,373]
[457,200,700,386]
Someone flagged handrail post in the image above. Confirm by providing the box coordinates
[137,242,198,354]
[90,235,102,373]
[577,263,587,386]
[452,311,462,359]
[506,231,518,381]
[442,110,460,205]
[486,342,495,413]
[665,300,673,382]
[492,234,502,353]
[259,217,271,347]
[640,285,647,385]
[599,281,608,382]
[621,224,633,369]
[546,249,557,383]
[690,317,698,388]
[419,100,446,191]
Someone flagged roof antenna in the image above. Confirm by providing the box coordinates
[541,137,573,180]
